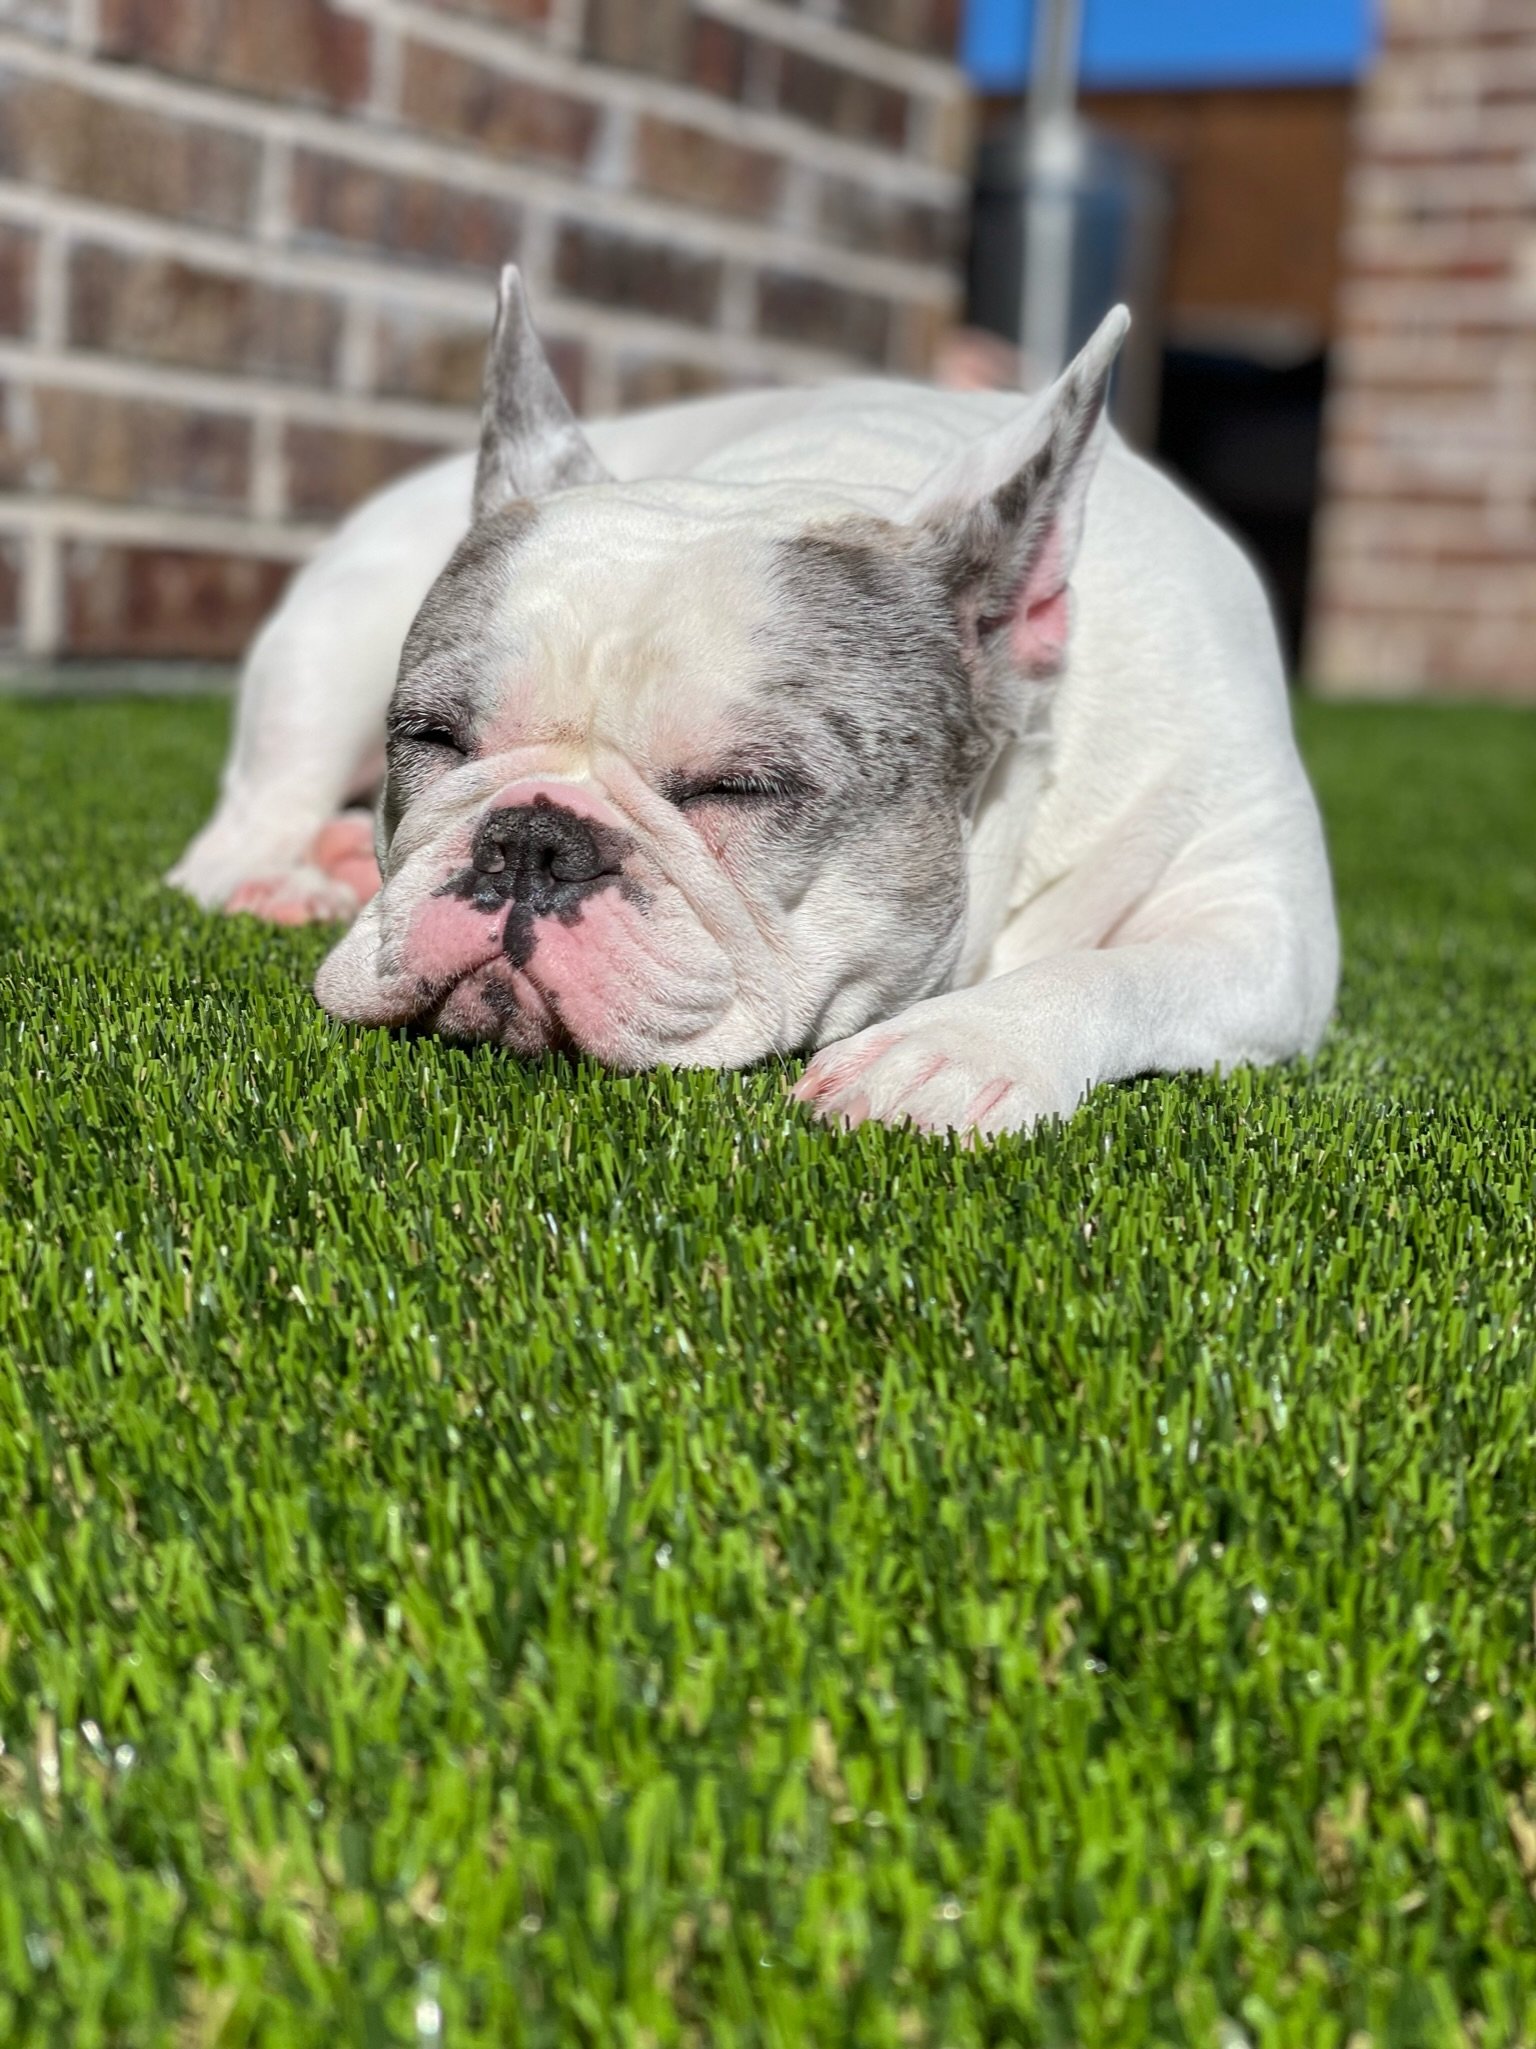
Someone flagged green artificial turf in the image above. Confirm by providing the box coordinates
[1,693,1535,2049]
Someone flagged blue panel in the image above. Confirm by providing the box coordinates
[962,0,1376,92]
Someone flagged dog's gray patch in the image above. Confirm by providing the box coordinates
[379,503,542,852]
[474,270,610,520]
[747,523,999,1005]
[770,524,994,812]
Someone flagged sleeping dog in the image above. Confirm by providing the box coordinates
[170,268,1337,1137]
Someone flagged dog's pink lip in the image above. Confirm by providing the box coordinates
[398,892,566,1034]
[507,964,570,1048]
[401,889,511,1002]
[442,938,501,979]
[435,941,503,991]
[423,949,572,1053]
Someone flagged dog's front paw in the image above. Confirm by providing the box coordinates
[792,1011,1086,1139]
[226,862,366,927]
[210,815,381,927]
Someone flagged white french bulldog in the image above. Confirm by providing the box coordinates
[170,267,1338,1137]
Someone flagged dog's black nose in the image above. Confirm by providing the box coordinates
[470,797,621,914]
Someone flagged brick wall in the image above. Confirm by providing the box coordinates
[0,0,968,662]
[1308,0,1536,699]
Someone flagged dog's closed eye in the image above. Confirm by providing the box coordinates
[388,718,470,759]
[670,769,816,810]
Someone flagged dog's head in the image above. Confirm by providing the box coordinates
[316,269,1126,1067]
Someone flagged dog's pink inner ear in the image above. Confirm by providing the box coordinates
[1016,585,1071,672]
[1002,522,1071,675]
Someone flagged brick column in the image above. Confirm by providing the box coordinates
[0,0,968,662]
[1308,0,1536,700]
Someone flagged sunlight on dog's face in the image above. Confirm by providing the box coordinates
[314,266,1121,1069]
[318,486,992,1068]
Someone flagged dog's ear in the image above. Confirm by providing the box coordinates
[473,265,610,521]
[903,306,1129,681]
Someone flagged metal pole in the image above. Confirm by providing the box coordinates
[1021,0,1084,383]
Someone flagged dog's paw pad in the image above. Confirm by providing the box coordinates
[210,813,379,926]
[310,812,381,902]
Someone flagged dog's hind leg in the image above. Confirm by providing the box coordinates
[167,453,472,923]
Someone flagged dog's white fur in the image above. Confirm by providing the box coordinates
[171,288,1337,1137]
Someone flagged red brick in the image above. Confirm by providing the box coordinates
[689,17,750,97]
[96,0,372,111]
[401,43,599,170]
[778,49,909,148]
[0,531,21,642]
[923,0,965,57]
[888,297,950,377]
[284,423,453,521]
[1382,0,1534,42]
[291,150,523,271]
[554,223,722,327]
[1329,330,1516,392]
[0,221,37,338]
[0,73,260,231]
[0,384,251,510]
[417,0,551,24]
[582,0,751,97]
[837,0,963,56]
[818,177,960,265]
[633,117,783,220]
[616,355,725,411]
[375,304,582,411]
[61,543,294,659]
[68,245,342,385]
[374,310,486,409]
[1310,602,1536,698]
[582,0,687,76]
[756,271,890,362]
[1325,504,1536,568]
